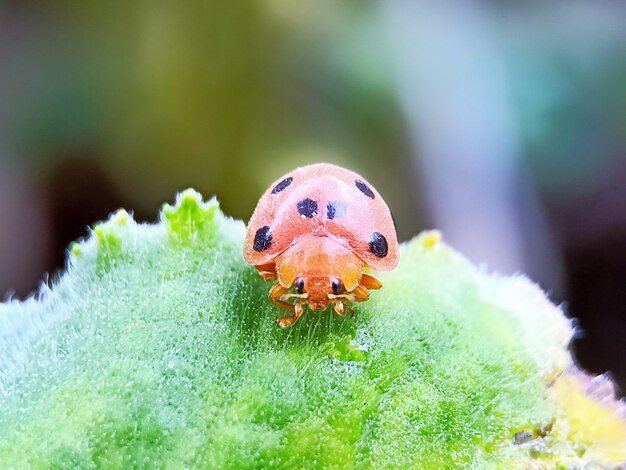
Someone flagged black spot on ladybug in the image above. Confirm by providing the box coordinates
[369,232,388,258]
[332,279,343,295]
[355,180,375,199]
[326,200,347,220]
[271,177,293,194]
[297,198,318,218]
[253,226,273,252]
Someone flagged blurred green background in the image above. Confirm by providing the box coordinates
[1,2,625,391]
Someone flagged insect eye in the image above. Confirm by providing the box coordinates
[295,278,305,294]
[332,279,343,295]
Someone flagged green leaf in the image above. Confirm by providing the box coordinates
[1,189,624,468]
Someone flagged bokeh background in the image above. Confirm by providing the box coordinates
[1,2,625,393]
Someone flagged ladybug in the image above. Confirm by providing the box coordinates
[244,163,399,327]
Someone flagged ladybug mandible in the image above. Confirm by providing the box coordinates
[244,163,399,327]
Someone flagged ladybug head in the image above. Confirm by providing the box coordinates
[292,276,345,311]
[274,235,363,314]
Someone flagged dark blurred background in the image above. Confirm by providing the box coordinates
[1,2,625,394]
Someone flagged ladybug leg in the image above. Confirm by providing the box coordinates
[259,271,275,281]
[276,303,304,328]
[330,285,369,319]
[352,285,370,302]
[269,283,293,312]
[256,263,277,281]
[269,283,305,327]
[360,274,382,290]
[332,302,355,318]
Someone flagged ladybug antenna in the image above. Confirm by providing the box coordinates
[280,292,309,301]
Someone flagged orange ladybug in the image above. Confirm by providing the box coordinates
[244,163,399,327]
